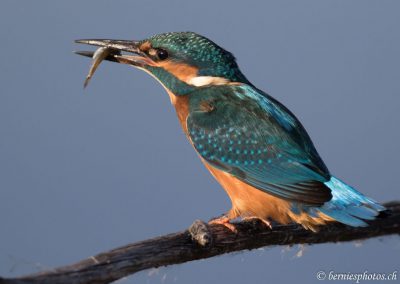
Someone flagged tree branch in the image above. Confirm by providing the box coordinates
[1,201,399,284]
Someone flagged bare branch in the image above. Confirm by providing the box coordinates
[1,201,399,284]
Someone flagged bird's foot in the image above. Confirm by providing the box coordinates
[242,216,273,229]
[209,215,237,233]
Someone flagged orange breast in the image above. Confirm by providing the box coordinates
[172,94,190,133]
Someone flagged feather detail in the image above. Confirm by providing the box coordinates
[317,176,385,227]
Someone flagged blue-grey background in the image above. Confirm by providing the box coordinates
[0,1,399,283]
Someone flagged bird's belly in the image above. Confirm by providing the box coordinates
[203,162,292,224]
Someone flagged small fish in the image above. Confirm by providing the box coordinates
[83,47,112,88]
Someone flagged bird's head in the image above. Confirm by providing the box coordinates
[76,32,250,97]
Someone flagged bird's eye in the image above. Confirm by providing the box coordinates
[156,48,169,60]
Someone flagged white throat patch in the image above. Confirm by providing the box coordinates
[187,76,230,87]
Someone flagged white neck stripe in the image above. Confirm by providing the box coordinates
[187,76,230,87]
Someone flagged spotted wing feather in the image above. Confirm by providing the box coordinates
[187,85,332,206]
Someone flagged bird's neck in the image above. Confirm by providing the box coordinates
[142,65,253,133]
[145,65,252,96]
[146,66,196,96]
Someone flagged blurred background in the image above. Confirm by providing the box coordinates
[0,1,399,283]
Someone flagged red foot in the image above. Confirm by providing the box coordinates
[209,216,237,233]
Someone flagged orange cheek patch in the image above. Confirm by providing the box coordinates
[157,61,198,83]
[139,41,151,52]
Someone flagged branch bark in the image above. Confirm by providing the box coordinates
[1,201,399,284]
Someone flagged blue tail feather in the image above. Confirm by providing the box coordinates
[318,176,385,227]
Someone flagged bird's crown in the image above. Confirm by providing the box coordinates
[145,32,235,69]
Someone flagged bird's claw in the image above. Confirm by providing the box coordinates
[242,216,273,229]
[209,215,237,233]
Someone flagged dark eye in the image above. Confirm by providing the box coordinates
[156,48,169,60]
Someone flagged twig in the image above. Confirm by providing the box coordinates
[1,201,399,284]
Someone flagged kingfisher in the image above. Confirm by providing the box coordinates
[75,32,385,231]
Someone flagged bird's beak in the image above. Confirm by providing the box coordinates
[74,39,154,67]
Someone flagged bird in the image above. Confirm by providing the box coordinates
[75,32,385,231]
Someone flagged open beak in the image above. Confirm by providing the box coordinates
[75,39,154,87]
[75,39,153,67]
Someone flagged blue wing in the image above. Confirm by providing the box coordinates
[186,84,332,206]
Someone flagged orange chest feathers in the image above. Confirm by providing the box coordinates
[170,93,190,134]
